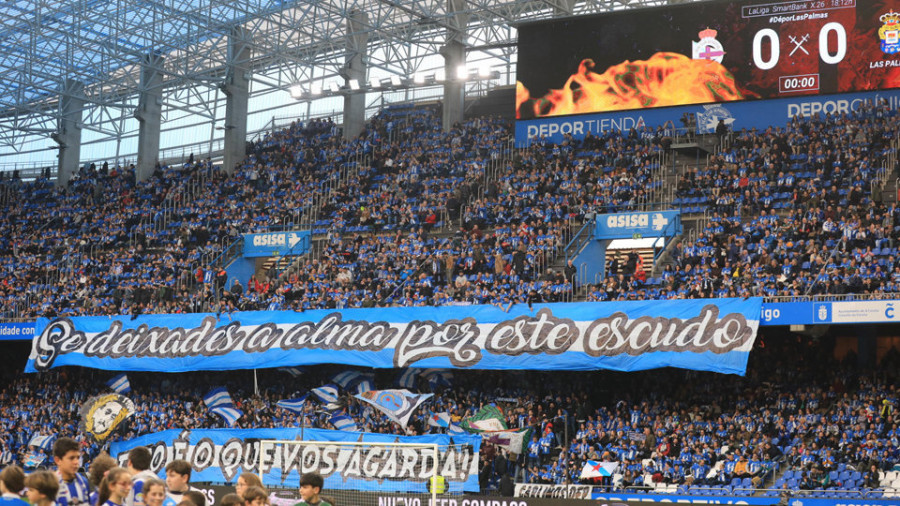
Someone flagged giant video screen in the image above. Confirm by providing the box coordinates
[516,0,900,119]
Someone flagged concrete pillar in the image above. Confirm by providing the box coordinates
[343,10,368,140]
[53,79,85,187]
[441,0,468,132]
[223,26,251,174]
[135,52,165,181]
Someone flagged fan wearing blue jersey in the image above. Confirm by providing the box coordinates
[0,465,28,506]
[125,447,158,506]
[54,437,90,506]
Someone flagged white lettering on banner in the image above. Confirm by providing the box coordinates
[513,484,592,499]
[252,233,287,247]
[525,116,646,139]
[786,98,864,118]
[606,213,649,229]
[31,305,757,371]
[114,430,477,484]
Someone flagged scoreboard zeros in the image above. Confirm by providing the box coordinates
[779,74,820,93]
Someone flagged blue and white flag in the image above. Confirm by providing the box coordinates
[106,373,131,394]
[279,367,305,377]
[332,371,363,389]
[396,368,419,389]
[422,369,453,389]
[355,389,433,428]
[0,449,13,465]
[276,395,308,414]
[448,423,466,435]
[428,412,451,428]
[203,388,234,408]
[355,378,375,395]
[210,406,242,427]
[311,384,339,404]
[329,414,358,432]
[28,434,55,450]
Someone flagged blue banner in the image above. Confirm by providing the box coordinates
[0,322,35,341]
[515,89,900,144]
[26,298,762,375]
[591,492,889,505]
[243,231,310,258]
[761,300,900,326]
[109,428,481,492]
[594,211,681,240]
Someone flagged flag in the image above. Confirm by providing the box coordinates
[211,406,243,427]
[448,423,466,435]
[106,373,131,394]
[461,405,508,433]
[203,388,234,408]
[279,367,305,377]
[428,412,451,428]
[79,394,136,441]
[276,395,308,414]
[329,414,359,432]
[311,385,339,404]
[580,461,618,479]
[355,378,375,395]
[332,371,363,389]
[421,369,453,389]
[0,449,12,465]
[355,389,433,428]
[395,368,419,389]
[484,428,533,454]
[28,435,55,450]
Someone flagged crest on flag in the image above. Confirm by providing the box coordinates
[355,389,433,428]
[80,394,136,441]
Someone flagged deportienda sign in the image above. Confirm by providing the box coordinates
[109,428,481,492]
[26,299,762,375]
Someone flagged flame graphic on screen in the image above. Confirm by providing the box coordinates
[516,52,749,119]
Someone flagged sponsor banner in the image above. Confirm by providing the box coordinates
[243,230,311,258]
[594,211,681,240]
[760,300,900,326]
[0,322,35,341]
[108,428,481,493]
[515,89,900,143]
[26,298,762,375]
[515,484,592,499]
[592,492,777,504]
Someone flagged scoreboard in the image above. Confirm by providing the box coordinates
[516,0,900,119]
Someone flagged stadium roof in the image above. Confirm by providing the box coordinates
[0,0,687,163]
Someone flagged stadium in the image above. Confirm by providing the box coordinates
[0,0,898,506]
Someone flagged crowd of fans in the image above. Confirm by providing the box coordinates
[0,336,897,498]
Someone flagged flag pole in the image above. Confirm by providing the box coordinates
[254,369,259,396]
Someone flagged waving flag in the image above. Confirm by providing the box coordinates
[461,405,508,433]
[79,394,136,441]
[203,388,234,409]
[28,435,55,450]
[355,378,375,395]
[279,367,305,377]
[210,406,243,427]
[329,414,359,432]
[332,371,363,389]
[428,412,451,428]
[484,428,534,454]
[421,369,453,389]
[276,395,308,414]
[395,368,419,389]
[106,373,131,394]
[580,461,618,479]
[355,389,433,428]
[311,384,339,404]
[448,423,466,435]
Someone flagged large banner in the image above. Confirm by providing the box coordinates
[762,299,900,325]
[109,428,481,493]
[516,89,900,143]
[27,298,762,375]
